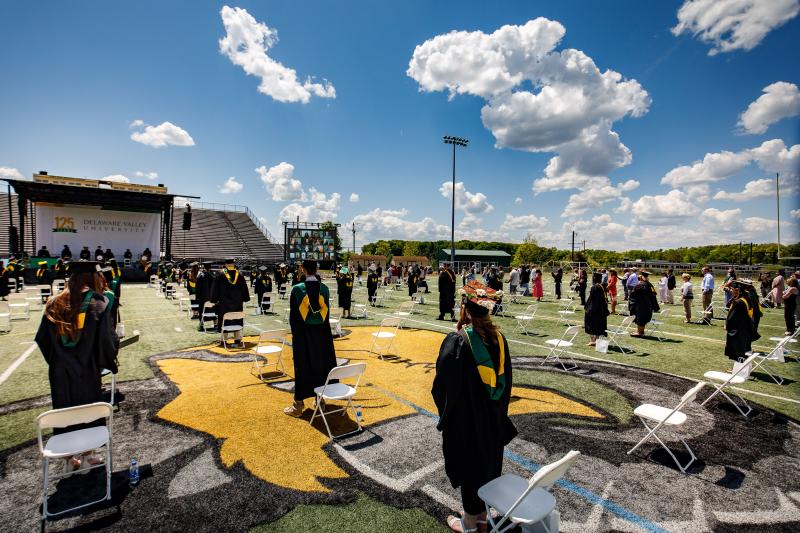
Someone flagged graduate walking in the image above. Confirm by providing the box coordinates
[336,266,354,317]
[438,262,457,321]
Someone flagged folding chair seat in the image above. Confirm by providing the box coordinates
[394,301,416,326]
[251,329,287,380]
[542,325,581,371]
[278,284,288,299]
[700,350,765,417]
[36,402,113,518]
[370,317,400,359]
[478,450,581,533]
[201,302,217,332]
[310,363,367,440]
[165,283,177,300]
[627,382,706,473]
[646,309,668,341]
[220,312,246,350]
[329,307,343,337]
[606,315,635,354]
[0,302,12,333]
[178,292,192,311]
[513,304,538,335]
[8,293,30,320]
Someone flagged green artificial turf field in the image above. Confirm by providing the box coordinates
[0,274,798,532]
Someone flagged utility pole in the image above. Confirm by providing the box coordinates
[571,231,575,262]
[352,222,356,254]
[749,242,753,266]
[443,135,468,265]
[776,172,781,262]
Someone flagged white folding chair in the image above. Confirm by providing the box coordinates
[394,278,403,291]
[8,293,30,320]
[700,351,764,417]
[220,311,245,350]
[478,450,581,533]
[646,309,668,341]
[165,282,177,300]
[310,362,367,440]
[513,304,538,335]
[9,278,17,292]
[251,329,288,380]
[606,315,635,354]
[37,284,53,303]
[394,300,416,326]
[372,291,386,307]
[352,299,368,319]
[24,286,42,309]
[36,402,113,518]
[329,307,343,337]
[542,325,581,371]
[201,302,217,332]
[627,382,706,473]
[370,317,400,359]
[557,298,577,325]
[178,291,191,312]
[101,368,117,405]
[187,295,199,319]
[52,279,66,295]
[259,294,274,314]
[278,284,288,300]
[148,275,158,288]
[0,302,12,333]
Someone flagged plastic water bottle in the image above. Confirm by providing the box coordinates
[129,459,139,486]
[355,404,364,423]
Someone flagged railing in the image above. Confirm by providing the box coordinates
[182,201,279,244]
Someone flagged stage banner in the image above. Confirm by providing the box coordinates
[35,204,161,259]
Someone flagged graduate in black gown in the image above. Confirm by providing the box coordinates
[725,281,754,366]
[629,271,659,337]
[54,258,67,280]
[35,261,119,466]
[254,266,273,314]
[408,268,418,298]
[739,280,762,341]
[186,262,199,296]
[336,266,354,317]
[552,267,563,299]
[366,266,379,305]
[210,259,250,344]
[584,272,609,346]
[36,260,54,301]
[0,260,10,299]
[432,279,516,533]
[195,262,214,331]
[284,260,337,417]
[438,262,457,321]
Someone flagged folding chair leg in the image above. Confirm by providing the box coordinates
[647,420,695,473]
[42,459,49,518]
[700,384,752,416]
[754,360,784,385]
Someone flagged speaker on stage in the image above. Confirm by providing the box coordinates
[182,205,192,231]
[8,226,18,255]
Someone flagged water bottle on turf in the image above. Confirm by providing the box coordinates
[355,404,364,423]
[129,459,139,486]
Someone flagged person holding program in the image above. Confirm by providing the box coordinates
[432,280,516,533]
[284,260,337,417]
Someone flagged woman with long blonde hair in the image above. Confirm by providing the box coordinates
[432,280,516,533]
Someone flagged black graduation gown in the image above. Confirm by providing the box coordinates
[584,284,609,336]
[439,269,457,316]
[255,274,273,312]
[211,269,250,329]
[79,249,91,260]
[195,271,213,322]
[337,273,354,311]
[552,271,563,298]
[432,331,516,491]
[367,272,379,303]
[725,298,753,361]
[289,279,337,401]
[630,281,659,326]
[408,274,418,297]
[0,266,10,298]
[35,293,119,432]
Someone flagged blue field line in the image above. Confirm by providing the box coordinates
[368,384,668,533]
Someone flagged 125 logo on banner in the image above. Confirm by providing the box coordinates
[52,216,77,233]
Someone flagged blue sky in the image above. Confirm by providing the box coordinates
[1,0,798,250]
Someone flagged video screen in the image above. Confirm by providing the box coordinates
[286,228,336,261]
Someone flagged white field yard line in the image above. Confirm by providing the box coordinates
[0,343,37,385]
[373,311,800,407]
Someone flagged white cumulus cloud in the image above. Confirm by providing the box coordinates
[278,188,340,223]
[439,181,494,214]
[130,120,195,148]
[350,208,450,241]
[500,214,549,231]
[256,162,307,201]
[562,177,639,217]
[713,178,775,201]
[135,170,159,180]
[514,197,523,204]
[101,174,130,183]
[791,209,800,219]
[219,5,335,104]
[0,166,24,180]
[219,176,243,194]
[349,193,360,203]
[672,0,800,55]
[623,189,701,225]
[407,18,650,199]
[738,82,800,134]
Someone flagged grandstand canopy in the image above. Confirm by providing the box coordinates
[436,249,512,268]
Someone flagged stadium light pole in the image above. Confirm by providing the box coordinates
[443,135,468,266]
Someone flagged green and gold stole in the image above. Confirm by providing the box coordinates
[462,327,506,400]
[60,290,96,347]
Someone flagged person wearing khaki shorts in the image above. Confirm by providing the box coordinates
[680,273,693,323]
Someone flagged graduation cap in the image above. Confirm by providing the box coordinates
[202,261,214,268]
[224,258,236,264]
[258,266,267,272]
[69,261,101,275]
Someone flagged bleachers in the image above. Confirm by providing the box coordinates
[171,207,283,263]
